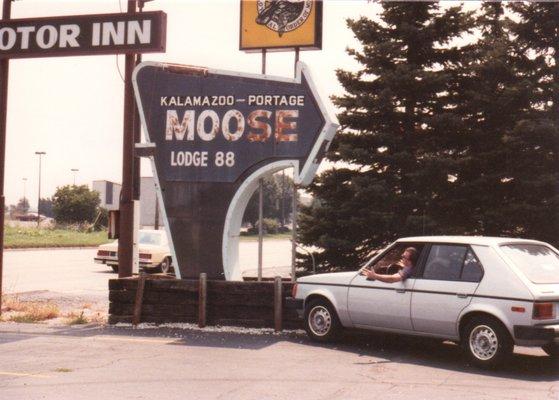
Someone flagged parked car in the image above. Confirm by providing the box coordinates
[292,236,559,368]
[94,229,174,274]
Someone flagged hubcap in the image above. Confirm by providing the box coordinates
[308,306,332,337]
[161,259,169,274]
[469,325,499,361]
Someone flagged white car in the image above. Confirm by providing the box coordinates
[292,236,559,368]
[94,229,173,274]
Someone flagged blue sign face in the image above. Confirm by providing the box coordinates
[134,64,326,183]
[133,62,337,280]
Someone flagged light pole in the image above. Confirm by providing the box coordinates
[70,168,79,186]
[22,177,27,201]
[35,151,46,227]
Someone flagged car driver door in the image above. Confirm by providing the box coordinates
[347,243,424,332]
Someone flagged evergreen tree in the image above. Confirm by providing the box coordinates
[447,3,532,236]
[503,3,559,246]
[299,3,473,271]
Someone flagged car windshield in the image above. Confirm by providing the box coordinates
[139,232,162,246]
[500,244,559,284]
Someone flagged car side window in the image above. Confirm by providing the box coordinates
[423,245,468,281]
[371,244,408,272]
[369,243,424,275]
[460,249,483,282]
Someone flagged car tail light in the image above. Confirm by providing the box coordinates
[97,250,109,256]
[291,283,298,298]
[533,303,555,320]
[139,253,151,260]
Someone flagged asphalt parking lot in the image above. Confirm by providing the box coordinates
[0,322,556,400]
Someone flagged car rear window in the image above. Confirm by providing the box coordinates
[500,244,559,284]
[139,232,162,246]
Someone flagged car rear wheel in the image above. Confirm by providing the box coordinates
[159,257,171,274]
[304,299,341,342]
[542,343,559,359]
[462,316,513,369]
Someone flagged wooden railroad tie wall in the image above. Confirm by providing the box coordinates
[108,277,302,330]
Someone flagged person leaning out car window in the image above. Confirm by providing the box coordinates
[361,247,419,283]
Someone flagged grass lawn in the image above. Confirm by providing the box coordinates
[3,225,291,249]
[239,232,292,241]
[4,225,111,249]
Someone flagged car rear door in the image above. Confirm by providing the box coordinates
[411,244,483,337]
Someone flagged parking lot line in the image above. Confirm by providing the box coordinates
[0,371,51,378]
[94,336,177,345]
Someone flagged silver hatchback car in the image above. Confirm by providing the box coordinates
[293,236,559,368]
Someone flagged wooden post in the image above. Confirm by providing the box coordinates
[118,0,138,278]
[274,276,283,332]
[132,274,146,326]
[0,0,11,318]
[198,273,207,328]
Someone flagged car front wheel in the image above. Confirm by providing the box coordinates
[304,299,341,342]
[462,316,513,369]
[159,257,171,274]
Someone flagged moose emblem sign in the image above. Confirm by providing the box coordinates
[240,0,322,51]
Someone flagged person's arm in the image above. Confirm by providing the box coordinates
[361,268,403,283]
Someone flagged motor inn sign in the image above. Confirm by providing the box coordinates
[0,11,166,59]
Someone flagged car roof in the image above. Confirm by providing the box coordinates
[396,236,549,247]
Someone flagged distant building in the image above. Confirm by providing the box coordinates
[92,178,160,228]
[139,177,159,227]
[92,180,121,211]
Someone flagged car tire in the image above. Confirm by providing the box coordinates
[462,316,513,369]
[159,257,171,274]
[304,298,342,342]
[110,265,118,273]
[542,343,559,359]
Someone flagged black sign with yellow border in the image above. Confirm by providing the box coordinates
[240,0,322,52]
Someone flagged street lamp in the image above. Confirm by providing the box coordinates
[70,168,79,186]
[22,177,27,203]
[35,151,46,227]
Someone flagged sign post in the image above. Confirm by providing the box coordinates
[133,61,338,280]
[0,0,11,317]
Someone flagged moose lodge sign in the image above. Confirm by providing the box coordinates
[133,62,337,279]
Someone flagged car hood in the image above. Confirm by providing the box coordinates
[98,242,117,251]
[297,271,358,286]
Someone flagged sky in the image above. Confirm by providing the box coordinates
[5,0,387,207]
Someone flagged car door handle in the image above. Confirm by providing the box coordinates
[456,293,468,298]
[396,289,406,294]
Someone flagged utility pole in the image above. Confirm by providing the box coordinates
[0,0,12,317]
[118,0,138,278]
[22,177,27,204]
[35,151,46,227]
